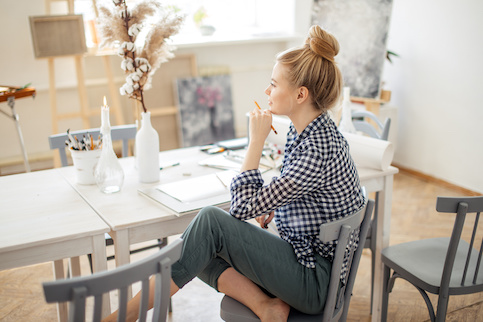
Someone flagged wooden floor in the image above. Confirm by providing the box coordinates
[1,165,482,321]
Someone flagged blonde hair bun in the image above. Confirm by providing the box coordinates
[305,25,340,63]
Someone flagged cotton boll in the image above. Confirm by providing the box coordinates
[138,63,151,73]
[128,23,142,37]
[135,69,144,77]
[126,73,140,85]
[134,57,148,67]
[120,83,134,95]
[121,41,135,52]
[121,58,134,71]
[117,47,125,57]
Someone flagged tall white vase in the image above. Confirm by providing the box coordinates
[136,112,160,183]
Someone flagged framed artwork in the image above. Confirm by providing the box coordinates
[312,0,393,99]
[175,74,236,147]
[29,15,87,58]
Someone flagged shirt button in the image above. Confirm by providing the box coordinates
[246,204,252,211]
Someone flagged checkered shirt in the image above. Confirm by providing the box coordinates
[230,113,364,278]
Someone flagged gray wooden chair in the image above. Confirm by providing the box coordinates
[43,238,182,322]
[351,110,391,141]
[220,198,375,322]
[48,124,166,272]
[381,196,483,322]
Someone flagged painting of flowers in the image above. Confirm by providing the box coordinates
[176,75,235,147]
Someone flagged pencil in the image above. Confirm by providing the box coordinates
[254,101,277,134]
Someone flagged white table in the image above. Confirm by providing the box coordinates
[58,146,398,320]
[0,169,111,321]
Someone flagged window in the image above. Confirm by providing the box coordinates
[70,0,295,48]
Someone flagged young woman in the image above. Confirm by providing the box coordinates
[105,25,364,322]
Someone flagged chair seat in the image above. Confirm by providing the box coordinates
[220,296,324,322]
[382,237,483,295]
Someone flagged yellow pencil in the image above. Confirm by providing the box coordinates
[254,101,277,134]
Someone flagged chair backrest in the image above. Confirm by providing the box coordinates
[321,198,374,322]
[43,238,183,322]
[435,196,483,292]
[48,124,137,167]
[351,110,391,141]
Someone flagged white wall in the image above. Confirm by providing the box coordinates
[382,0,483,193]
[1,0,482,193]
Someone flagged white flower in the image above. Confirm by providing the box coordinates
[121,41,135,52]
[135,69,144,77]
[121,57,134,71]
[128,23,142,37]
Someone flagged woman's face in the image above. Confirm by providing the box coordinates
[264,62,298,116]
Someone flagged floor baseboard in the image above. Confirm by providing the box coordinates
[394,163,481,196]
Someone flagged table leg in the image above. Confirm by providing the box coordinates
[110,229,133,299]
[52,259,67,322]
[69,256,81,277]
[371,174,394,322]
[91,234,110,317]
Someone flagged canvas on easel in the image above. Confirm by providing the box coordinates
[311,0,393,100]
[29,15,87,58]
[175,74,236,147]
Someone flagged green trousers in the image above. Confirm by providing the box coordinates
[171,206,331,314]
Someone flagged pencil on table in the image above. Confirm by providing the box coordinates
[254,101,277,134]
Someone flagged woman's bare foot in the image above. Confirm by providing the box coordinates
[259,297,290,322]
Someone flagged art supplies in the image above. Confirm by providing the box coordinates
[64,129,102,151]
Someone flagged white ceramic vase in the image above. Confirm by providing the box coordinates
[338,87,356,134]
[136,112,160,183]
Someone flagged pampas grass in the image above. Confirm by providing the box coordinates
[97,0,184,113]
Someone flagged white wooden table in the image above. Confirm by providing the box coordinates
[58,146,398,319]
[0,169,111,321]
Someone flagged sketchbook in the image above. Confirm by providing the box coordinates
[137,171,236,215]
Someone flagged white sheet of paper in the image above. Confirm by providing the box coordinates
[156,172,229,203]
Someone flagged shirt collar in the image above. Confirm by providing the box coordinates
[288,113,330,148]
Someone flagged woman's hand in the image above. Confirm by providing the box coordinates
[241,108,273,172]
[248,107,273,145]
[256,211,275,229]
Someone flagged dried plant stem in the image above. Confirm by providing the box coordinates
[121,3,147,113]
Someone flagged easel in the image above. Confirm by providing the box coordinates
[43,0,125,167]
[0,86,36,172]
[351,89,392,115]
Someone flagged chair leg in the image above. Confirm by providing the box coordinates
[369,191,379,314]
[435,295,450,322]
[87,253,94,273]
[381,264,391,322]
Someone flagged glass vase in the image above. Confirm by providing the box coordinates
[94,107,124,193]
[136,112,160,183]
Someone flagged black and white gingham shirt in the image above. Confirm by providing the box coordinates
[230,113,364,277]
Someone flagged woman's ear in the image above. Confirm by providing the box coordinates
[296,86,309,103]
